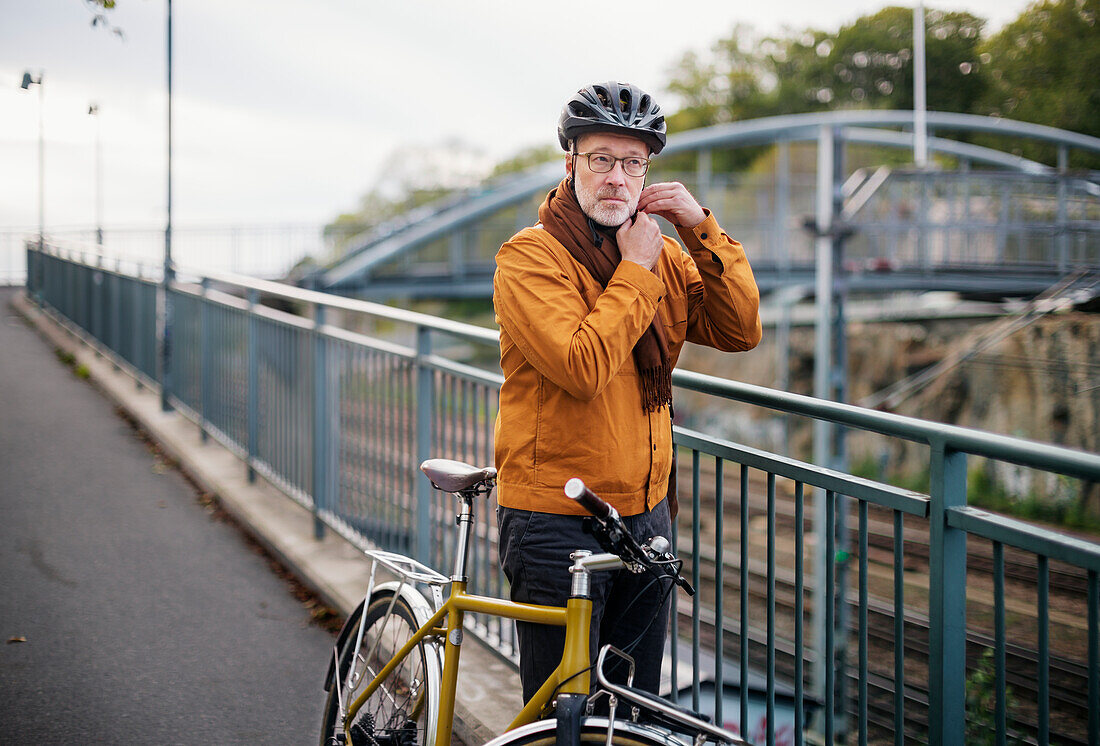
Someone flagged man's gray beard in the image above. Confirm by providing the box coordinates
[575,180,637,227]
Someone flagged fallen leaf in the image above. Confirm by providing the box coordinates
[7,636,27,644]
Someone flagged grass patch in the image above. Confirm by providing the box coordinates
[851,455,1100,533]
[967,467,1100,532]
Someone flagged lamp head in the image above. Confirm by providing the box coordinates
[21,72,33,89]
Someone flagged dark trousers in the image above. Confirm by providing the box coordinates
[497,500,673,704]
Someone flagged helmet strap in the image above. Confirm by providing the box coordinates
[569,143,578,189]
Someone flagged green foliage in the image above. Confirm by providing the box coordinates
[85,0,124,39]
[323,185,460,258]
[974,0,1100,168]
[827,7,987,113]
[488,144,559,180]
[965,648,1025,745]
[663,1,1096,172]
[851,454,1100,532]
[667,7,987,137]
[968,465,1100,531]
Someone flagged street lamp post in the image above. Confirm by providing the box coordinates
[913,0,928,168]
[161,0,174,413]
[21,71,45,250]
[88,103,104,249]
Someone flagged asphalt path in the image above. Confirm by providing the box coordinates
[0,288,336,744]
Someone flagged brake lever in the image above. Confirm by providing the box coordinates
[583,516,649,570]
[643,536,696,596]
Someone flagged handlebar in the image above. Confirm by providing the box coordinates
[564,477,613,522]
[563,478,695,596]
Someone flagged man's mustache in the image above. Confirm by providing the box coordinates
[596,189,630,201]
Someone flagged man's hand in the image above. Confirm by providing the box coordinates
[638,182,706,228]
[617,212,663,271]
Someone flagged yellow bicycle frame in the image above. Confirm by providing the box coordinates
[344,577,594,746]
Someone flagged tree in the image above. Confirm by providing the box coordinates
[822,7,987,113]
[323,140,490,258]
[84,0,124,39]
[976,0,1100,167]
[666,7,988,132]
[488,144,559,180]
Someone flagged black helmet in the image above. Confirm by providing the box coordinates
[557,81,666,155]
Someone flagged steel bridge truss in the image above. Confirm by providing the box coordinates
[310,110,1100,302]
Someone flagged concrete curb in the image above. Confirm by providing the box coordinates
[10,290,522,744]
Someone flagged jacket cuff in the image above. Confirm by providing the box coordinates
[613,258,665,303]
[675,209,723,251]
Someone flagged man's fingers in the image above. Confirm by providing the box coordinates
[640,197,679,215]
[640,182,687,200]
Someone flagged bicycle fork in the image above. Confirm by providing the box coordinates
[556,549,625,746]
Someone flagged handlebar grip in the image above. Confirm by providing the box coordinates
[564,478,612,521]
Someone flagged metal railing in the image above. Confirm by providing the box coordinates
[24,244,1100,746]
[4,222,328,287]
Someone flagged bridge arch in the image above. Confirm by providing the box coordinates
[310,110,1100,299]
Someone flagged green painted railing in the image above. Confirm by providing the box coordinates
[26,243,1100,746]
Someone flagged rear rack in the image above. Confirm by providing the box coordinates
[362,548,450,612]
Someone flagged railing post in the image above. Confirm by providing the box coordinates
[775,138,790,272]
[961,162,972,260]
[160,269,174,413]
[25,244,37,303]
[928,441,968,746]
[132,278,144,390]
[918,170,930,272]
[415,326,434,567]
[449,231,466,281]
[91,265,102,347]
[311,303,328,540]
[812,124,835,726]
[200,277,211,443]
[1056,145,1068,271]
[695,148,711,215]
[247,289,259,483]
[110,270,121,368]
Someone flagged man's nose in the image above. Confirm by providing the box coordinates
[602,161,627,186]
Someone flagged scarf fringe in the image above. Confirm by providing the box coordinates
[640,364,673,413]
[539,178,674,414]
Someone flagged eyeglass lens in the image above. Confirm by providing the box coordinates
[586,153,648,177]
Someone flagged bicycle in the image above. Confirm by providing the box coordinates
[320,458,747,746]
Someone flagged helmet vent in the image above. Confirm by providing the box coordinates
[619,88,632,115]
[557,81,668,154]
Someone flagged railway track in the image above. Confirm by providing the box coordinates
[329,415,1097,742]
[675,470,1095,744]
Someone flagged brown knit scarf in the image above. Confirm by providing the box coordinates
[537,177,672,413]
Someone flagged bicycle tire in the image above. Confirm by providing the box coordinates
[483,717,688,746]
[320,590,442,746]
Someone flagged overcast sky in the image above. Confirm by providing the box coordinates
[1,0,1037,231]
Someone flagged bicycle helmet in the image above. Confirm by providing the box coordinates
[557,81,667,155]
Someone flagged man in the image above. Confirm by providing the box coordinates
[493,81,761,703]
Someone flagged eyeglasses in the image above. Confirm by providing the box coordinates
[574,151,650,178]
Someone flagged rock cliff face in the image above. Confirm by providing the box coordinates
[675,311,1100,515]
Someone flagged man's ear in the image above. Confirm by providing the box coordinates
[564,153,574,179]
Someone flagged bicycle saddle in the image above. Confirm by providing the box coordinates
[420,459,497,493]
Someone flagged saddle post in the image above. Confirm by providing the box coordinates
[451,490,476,584]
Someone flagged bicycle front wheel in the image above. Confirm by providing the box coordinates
[320,590,442,746]
[483,717,688,746]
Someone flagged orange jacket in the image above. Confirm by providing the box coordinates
[493,211,761,516]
